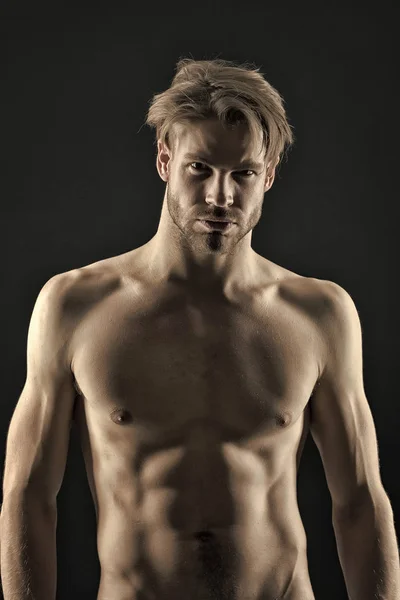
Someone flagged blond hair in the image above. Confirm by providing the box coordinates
[144,57,295,169]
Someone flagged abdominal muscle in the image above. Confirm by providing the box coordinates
[95,455,315,600]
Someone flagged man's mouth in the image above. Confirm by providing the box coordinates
[200,220,234,231]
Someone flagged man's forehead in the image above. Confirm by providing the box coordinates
[172,122,265,168]
[174,119,261,148]
[182,151,265,171]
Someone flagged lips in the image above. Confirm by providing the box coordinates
[202,220,233,231]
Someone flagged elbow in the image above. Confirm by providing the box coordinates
[2,486,57,515]
[332,487,392,523]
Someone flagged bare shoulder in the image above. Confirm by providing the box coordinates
[280,275,350,309]
[52,254,131,310]
[300,278,363,347]
[268,267,360,375]
[259,257,356,325]
[287,275,358,322]
[273,268,361,352]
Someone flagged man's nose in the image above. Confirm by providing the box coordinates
[205,175,234,207]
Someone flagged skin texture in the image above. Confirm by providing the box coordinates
[1,118,390,600]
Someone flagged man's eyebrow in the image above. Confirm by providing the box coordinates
[183,153,264,170]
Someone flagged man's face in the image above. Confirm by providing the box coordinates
[157,118,277,255]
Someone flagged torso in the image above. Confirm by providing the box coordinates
[68,245,326,600]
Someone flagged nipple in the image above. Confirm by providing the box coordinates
[110,408,132,425]
[275,411,292,427]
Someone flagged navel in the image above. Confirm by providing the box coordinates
[193,531,215,543]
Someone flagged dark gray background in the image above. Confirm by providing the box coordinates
[1,4,398,599]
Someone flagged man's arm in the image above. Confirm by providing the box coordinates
[0,273,78,600]
[309,280,400,600]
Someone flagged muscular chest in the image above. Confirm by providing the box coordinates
[71,284,320,442]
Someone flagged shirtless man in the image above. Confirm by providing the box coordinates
[1,59,399,600]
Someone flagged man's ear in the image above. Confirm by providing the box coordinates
[156,140,172,182]
[264,155,280,192]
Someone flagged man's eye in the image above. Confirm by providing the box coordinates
[189,162,206,171]
[189,163,255,177]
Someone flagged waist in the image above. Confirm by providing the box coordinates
[98,523,312,600]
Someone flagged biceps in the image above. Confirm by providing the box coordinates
[3,374,76,502]
[310,386,384,510]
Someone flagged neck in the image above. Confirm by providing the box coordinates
[143,191,260,295]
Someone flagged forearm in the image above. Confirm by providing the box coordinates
[0,490,57,600]
[333,496,400,600]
